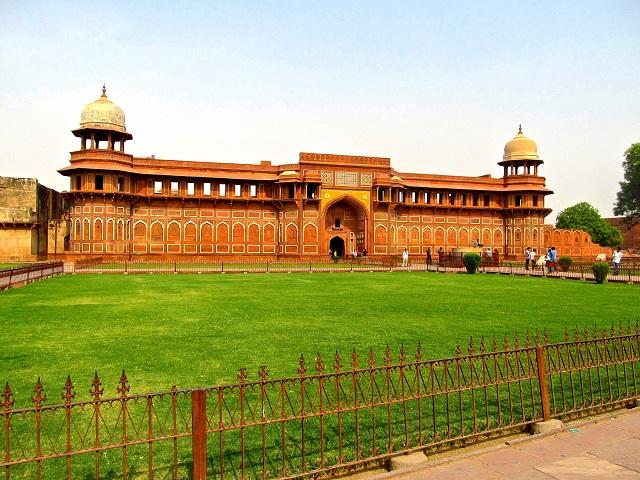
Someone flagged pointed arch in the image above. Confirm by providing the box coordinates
[263,223,275,242]
[446,227,456,245]
[493,229,503,246]
[74,218,81,240]
[285,223,298,243]
[83,218,91,240]
[167,221,181,242]
[217,222,229,243]
[482,228,491,246]
[232,222,245,242]
[248,222,260,243]
[134,220,147,241]
[201,222,214,243]
[397,225,407,244]
[106,218,114,241]
[435,227,445,244]
[422,226,432,244]
[459,227,469,246]
[303,223,317,243]
[375,224,387,243]
[184,221,197,242]
[409,226,420,244]
[93,218,103,241]
[150,221,164,242]
[117,219,124,241]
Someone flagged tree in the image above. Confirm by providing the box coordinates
[614,143,640,223]
[555,202,623,247]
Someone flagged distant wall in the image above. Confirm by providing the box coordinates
[543,226,611,259]
[0,177,67,260]
[606,217,640,251]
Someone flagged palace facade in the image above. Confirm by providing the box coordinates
[59,87,564,260]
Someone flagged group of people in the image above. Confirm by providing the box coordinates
[524,246,557,273]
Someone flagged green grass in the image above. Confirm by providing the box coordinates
[0,263,29,270]
[1,272,639,404]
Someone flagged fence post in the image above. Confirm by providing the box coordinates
[535,345,551,421]
[192,389,208,480]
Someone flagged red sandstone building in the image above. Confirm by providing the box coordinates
[57,87,606,260]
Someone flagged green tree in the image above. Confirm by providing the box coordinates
[555,202,623,247]
[614,143,640,223]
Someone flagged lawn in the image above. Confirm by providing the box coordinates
[1,271,639,405]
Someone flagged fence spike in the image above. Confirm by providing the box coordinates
[535,330,541,346]
[479,336,486,353]
[315,352,324,374]
[384,345,392,366]
[513,333,520,350]
[237,368,247,384]
[297,354,307,377]
[602,328,607,340]
[468,337,475,356]
[334,351,342,373]
[502,334,510,351]
[563,327,570,342]
[351,349,359,371]
[610,322,615,337]
[415,342,423,362]
[2,382,14,411]
[90,372,104,400]
[32,377,46,408]
[619,322,624,336]
[399,344,406,364]
[368,348,375,369]
[544,329,551,345]
[259,365,268,382]
[627,320,632,335]
[62,375,75,404]
[492,336,498,352]
[593,324,599,341]
[455,344,462,358]
[583,326,589,341]
[524,331,531,348]
[117,370,130,398]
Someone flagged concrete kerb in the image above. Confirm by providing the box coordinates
[363,404,640,480]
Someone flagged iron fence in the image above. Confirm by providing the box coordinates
[0,262,64,290]
[2,324,639,479]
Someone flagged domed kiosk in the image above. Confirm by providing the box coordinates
[72,85,132,151]
[499,125,543,177]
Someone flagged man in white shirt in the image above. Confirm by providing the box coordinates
[612,247,623,275]
[402,248,409,267]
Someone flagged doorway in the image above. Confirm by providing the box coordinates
[329,236,345,257]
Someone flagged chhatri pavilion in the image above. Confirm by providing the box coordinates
[57,86,603,260]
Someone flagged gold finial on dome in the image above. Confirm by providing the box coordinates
[79,85,127,133]
[503,124,538,161]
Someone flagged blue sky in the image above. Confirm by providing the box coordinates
[1,0,638,218]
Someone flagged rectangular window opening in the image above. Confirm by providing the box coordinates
[170,181,179,194]
[250,184,257,197]
[187,182,195,195]
[203,182,211,196]
[95,175,104,191]
[154,180,163,194]
[484,194,490,206]
[219,183,226,196]
[75,176,82,190]
[117,176,124,192]
[234,184,242,197]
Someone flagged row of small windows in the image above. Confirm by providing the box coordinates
[376,188,539,208]
[74,175,317,200]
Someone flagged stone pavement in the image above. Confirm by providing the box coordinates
[369,407,640,479]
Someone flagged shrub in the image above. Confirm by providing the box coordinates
[463,253,482,274]
[558,256,573,266]
[592,262,610,284]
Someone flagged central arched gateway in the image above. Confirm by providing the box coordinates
[329,236,345,257]
[323,197,368,256]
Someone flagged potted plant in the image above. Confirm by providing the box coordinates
[558,256,573,272]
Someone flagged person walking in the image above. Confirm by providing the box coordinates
[525,247,531,270]
[402,248,409,268]
[613,247,623,275]
[426,247,432,267]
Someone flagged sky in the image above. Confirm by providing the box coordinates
[1,0,638,220]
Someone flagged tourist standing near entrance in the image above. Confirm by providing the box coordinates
[402,248,409,267]
[613,247,623,275]
[529,248,536,270]
[525,247,531,270]
[426,248,432,267]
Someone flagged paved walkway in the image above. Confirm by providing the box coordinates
[370,407,640,479]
